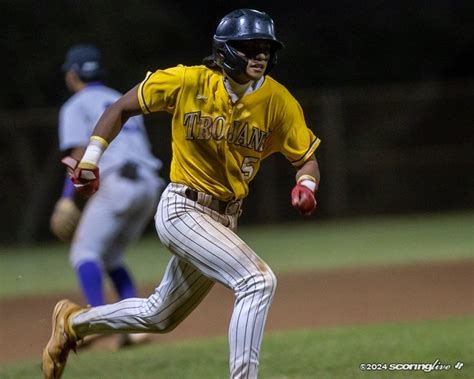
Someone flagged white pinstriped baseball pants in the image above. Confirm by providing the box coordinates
[73,183,277,379]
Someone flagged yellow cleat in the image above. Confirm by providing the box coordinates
[42,299,85,379]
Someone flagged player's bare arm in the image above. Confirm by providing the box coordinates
[68,146,86,161]
[295,155,320,185]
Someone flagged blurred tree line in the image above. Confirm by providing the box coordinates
[2,0,473,109]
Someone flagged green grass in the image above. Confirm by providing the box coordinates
[242,210,474,272]
[1,318,472,378]
[1,210,473,298]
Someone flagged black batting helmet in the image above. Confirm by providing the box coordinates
[213,9,284,77]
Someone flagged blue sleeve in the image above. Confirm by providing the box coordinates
[61,176,75,198]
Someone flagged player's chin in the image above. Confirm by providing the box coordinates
[246,68,265,80]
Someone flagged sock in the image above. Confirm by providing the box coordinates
[76,261,104,306]
[107,265,136,300]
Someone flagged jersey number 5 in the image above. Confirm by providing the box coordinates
[241,156,259,181]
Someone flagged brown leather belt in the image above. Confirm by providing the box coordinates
[184,188,241,215]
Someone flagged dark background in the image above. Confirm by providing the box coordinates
[3,1,474,108]
[1,0,474,243]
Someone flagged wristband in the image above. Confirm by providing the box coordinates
[90,135,109,148]
[297,174,318,192]
[80,136,108,168]
[299,179,317,192]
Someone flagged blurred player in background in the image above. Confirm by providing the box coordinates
[43,9,320,379]
[49,44,165,348]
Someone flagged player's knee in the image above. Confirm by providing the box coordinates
[255,270,277,301]
[237,267,277,300]
[256,261,277,295]
[138,296,183,333]
[142,314,187,334]
[263,268,277,298]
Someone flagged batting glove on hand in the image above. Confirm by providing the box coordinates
[62,156,100,198]
[291,179,317,216]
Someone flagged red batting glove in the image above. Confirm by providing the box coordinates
[291,181,317,216]
[62,156,100,198]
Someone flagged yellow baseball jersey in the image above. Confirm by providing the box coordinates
[138,65,320,201]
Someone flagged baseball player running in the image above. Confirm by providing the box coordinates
[49,44,165,346]
[43,9,320,379]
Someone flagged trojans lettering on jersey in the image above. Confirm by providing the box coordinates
[183,111,270,153]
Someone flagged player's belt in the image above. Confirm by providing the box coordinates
[184,188,242,215]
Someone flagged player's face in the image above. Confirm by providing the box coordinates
[65,71,76,92]
[231,40,272,82]
[64,70,84,93]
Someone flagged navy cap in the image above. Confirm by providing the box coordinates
[62,44,103,81]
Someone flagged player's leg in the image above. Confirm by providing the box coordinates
[70,176,125,306]
[70,256,214,335]
[156,184,277,379]
[103,171,163,348]
[65,183,275,378]
[103,169,161,301]
[70,195,112,306]
[42,257,212,378]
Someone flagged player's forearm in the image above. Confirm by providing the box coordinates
[92,103,126,143]
[295,155,320,188]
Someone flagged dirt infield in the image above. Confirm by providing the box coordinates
[1,260,473,364]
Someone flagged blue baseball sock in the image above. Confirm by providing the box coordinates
[107,265,136,300]
[76,260,104,306]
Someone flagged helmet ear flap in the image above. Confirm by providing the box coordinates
[215,48,225,65]
[213,41,249,78]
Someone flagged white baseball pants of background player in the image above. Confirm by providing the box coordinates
[70,166,162,271]
[72,183,277,379]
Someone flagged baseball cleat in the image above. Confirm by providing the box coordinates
[42,299,84,379]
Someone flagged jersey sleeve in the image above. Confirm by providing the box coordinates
[265,93,321,167]
[137,65,185,114]
[58,102,91,151]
